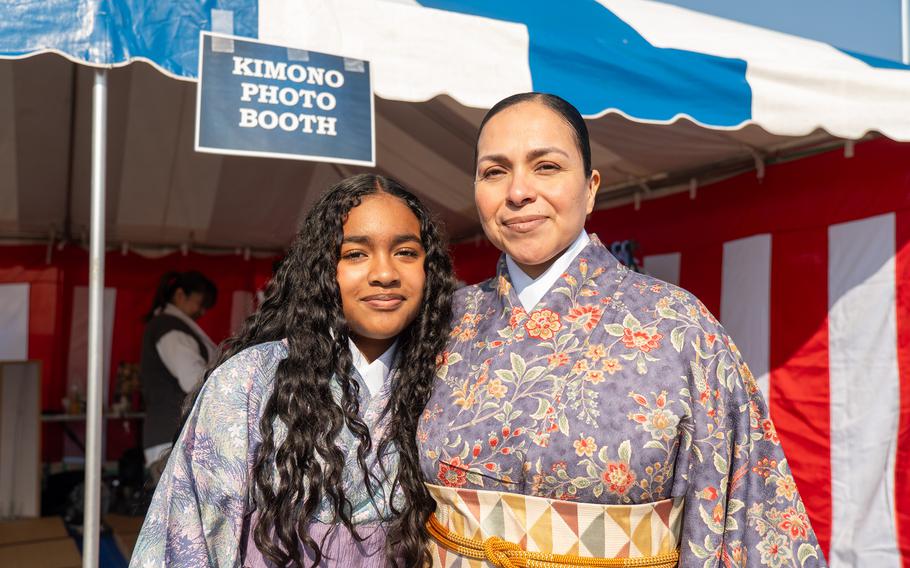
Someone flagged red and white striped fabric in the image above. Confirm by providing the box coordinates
[639,212,907,566]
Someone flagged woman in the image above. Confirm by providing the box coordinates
[418,94,826,567]
[140,270,218,469]
[131,174,454,567]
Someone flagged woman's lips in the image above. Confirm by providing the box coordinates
[361,294,405,310]
[502,215,547,234]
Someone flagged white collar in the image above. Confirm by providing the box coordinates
[348,339,398,397]
[506,231,590,312]
[162,303,216,355]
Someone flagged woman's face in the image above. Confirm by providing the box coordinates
[337,192,426,362]
[173,289,208,320]
[474,101,600,278]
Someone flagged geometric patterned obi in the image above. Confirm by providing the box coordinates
[426,484,684,567]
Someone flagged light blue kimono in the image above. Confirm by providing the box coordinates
[130,340,402,567]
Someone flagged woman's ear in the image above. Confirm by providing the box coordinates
[585,169,601,214]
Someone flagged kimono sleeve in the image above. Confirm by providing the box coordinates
[675,313,827,568]
[129,350,264,568]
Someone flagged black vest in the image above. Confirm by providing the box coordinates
[140,313,208,450]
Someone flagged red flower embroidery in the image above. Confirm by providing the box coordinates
[509,307,527,330]
[525,309,562,340]
[761,419,780,444]
[779,507,810,540]
[437,457,467,487]
[621,328,664,353]
[602,462,636,495]
[566,305,603,332]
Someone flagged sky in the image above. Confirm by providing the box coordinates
[654,0,905,62]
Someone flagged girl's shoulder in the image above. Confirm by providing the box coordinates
[201,340,289,409]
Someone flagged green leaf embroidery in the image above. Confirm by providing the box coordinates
[494,369,515,383]
[798,544,819,565]
[552,286,573,298]
[530,398,550,420]
[670,326,686,353]
[618,440,632,463]
[524,366,547,382]
[558,414,570,435]
[510,352,527,378]
[572,477,593,489]
[604,323,626,337]
[636,355,648,375]
[622,313,641,330]
[687,541,710,559]
[713,452,728,474]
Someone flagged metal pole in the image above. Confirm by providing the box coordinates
[82,68,107,568]
[903,0,910,65]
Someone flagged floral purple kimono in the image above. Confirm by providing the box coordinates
[418,235,826,567]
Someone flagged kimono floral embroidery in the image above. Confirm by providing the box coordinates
[418,235,826,567]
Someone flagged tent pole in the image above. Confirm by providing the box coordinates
[904,0,910,64]
[82,68,108,568]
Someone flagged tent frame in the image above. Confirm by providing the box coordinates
[83,68,107,568]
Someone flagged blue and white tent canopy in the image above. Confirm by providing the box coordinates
[1,0,909,247]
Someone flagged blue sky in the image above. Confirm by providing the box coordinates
[655,0,904,62]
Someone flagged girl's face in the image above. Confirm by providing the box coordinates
[337,193,426,362]
[474,101,600,278]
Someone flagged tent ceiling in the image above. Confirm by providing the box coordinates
[0,53,846,251]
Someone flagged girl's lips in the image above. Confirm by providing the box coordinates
[502,216,547,234]
[362,295,405,310]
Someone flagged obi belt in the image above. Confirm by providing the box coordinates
[426,484,684,568]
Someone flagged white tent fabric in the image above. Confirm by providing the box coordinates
[2,0,909,250]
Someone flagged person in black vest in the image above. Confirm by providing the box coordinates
[140,271,218,473]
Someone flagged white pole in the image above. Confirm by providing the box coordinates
[83,68,107,568]
[903,0,910,64]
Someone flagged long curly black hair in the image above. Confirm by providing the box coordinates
[197,174,454,566]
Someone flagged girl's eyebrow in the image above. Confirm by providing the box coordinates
[341,234,422,245]
[393,234,422,246]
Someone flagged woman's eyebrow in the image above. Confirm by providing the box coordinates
[476,153,510,165]
[526,147,569,161]
[341,235,371,244]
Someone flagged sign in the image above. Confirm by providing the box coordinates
[195,32,375,166]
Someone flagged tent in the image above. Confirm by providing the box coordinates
[1,1,909,565]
